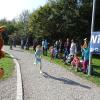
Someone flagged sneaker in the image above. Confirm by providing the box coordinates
[34,62,36,65]
[40,70,42,74]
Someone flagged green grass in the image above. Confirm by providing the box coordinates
[28,48,100,86]
[45,54,100,86]
[0,54,15,80]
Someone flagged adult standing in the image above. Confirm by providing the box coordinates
[82,47,89,73]
[9,35,13,50]
[42,39,45,55]
[13,36,17,47]
[42,39,48,56]
[64,38,70,61]
[54,40,59,51]
[25,37,30,50]
[58,39,63,58]
[21,37,24,49]
[70,39,77,56]
[33,39,38,51]
[81,38,88,60]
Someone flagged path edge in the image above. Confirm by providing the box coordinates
[6,52,23,100]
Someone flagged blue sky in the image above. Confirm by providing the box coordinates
[0,0,48,20]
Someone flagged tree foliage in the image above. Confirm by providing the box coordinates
[0,0,95,43]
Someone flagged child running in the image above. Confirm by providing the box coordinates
[34,45,43,73]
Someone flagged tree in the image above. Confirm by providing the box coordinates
[29,0,79,40]
[18,10,30,37]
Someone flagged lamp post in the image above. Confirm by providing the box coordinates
[88,0,96,75]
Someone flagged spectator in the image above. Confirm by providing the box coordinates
[33,39,38,51]
[50,46,55,60]
[21,38,24,49]
[58,39,63,58]
[64,38,70,61]
[65,54,74,64]
[9,36,13,50]
[42,39,48,56]
[81,38,88,60]
[70,39,77,56]
[71,53,82,71]
[54,46,58,58]
[82,47,89,73]
[25,37,30,50]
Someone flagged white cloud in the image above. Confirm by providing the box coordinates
[0,0,47,20]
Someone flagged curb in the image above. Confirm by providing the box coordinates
[7,54,23,100]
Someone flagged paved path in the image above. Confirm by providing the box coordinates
[4,46,100,100]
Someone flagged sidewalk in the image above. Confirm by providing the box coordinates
[4,46,100,100]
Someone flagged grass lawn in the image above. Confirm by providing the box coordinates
[27,48,100,86]
[0,53,15,80]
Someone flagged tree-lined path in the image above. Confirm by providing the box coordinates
[4,46,100,100]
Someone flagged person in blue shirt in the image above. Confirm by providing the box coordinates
[42,39,48,56]
[82,47,89,73]
[34,45,43,73]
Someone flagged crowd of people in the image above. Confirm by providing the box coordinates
[8,36,90,74]
[33,38,90,74]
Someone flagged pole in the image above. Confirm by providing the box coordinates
[88,0,96,75]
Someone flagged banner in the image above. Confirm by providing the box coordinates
[90,32,100,54]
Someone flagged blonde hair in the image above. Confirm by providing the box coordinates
[36,45,41,51]
[81,38,88,48]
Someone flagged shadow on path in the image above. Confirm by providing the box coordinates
[43,72,91,89]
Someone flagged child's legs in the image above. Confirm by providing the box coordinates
[71,61,75,67]
[39,61,42,71]
[51,54,54,60]
[34,57,36,64]
[83,60,89,72]
[76,62,80,67]
[75,62,81,71]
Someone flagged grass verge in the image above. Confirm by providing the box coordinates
[0,53,15,80]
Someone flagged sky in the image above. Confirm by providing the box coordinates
[0,0,48,21]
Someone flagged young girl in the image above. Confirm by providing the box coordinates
[34,45,43,73]
[71,53,82,71]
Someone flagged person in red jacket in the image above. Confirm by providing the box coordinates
[71,53,82,71]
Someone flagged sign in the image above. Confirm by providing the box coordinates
[90,32,100,54]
